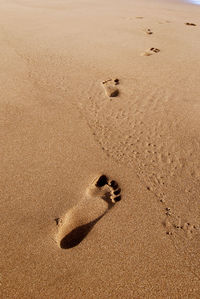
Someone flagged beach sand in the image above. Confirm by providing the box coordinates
[0,0,200,297]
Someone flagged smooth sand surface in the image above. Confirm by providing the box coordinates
[0,0,200,297]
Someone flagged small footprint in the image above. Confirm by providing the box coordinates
[141,48,160,56]
[185,22,197,26]
[102,78,120,98]
[145,28,153,35]
[56,175,122,249]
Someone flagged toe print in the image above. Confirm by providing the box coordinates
[114,188,121,195]
[107,180,122,203]
[150,47,160,53]
[141,47,160,56]
[185,22,196,26]
[109,180,119,190]
[56,175,122,249]
[95,175,108,187]
[54,218,60,225]
[113,195,121,202]
[114,78,119,85]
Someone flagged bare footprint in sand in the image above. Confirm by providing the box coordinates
[141,47,160,56]
[185,22,196,26]
[102,78,120,98]
[56,175,121,249]
[145,28,153,35]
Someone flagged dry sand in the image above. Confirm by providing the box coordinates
[0,0,200,297]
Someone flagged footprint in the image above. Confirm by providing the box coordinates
[56,175,122,249]
[141,48,160,56]
[185,22,197,26]
[145,28,153,35]
[102,78,120,98]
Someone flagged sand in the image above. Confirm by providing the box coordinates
[0,0,200,297]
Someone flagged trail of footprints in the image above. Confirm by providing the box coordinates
[138,18,197,56]
[74,17,200,247]
[55,175,121,249]
[101,19,198,95]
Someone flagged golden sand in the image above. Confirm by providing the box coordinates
[1,0,200,297]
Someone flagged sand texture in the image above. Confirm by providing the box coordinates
[0,0,200,298]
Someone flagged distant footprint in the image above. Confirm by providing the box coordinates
[145,28,153,35]
[56,175,122,249]
[141,47,160,56]
[102,78,120,98]
[185,22,196,26]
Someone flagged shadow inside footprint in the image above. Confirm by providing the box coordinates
[58,175,122,249]
[60,214,105,249]
[59,192,118,249]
